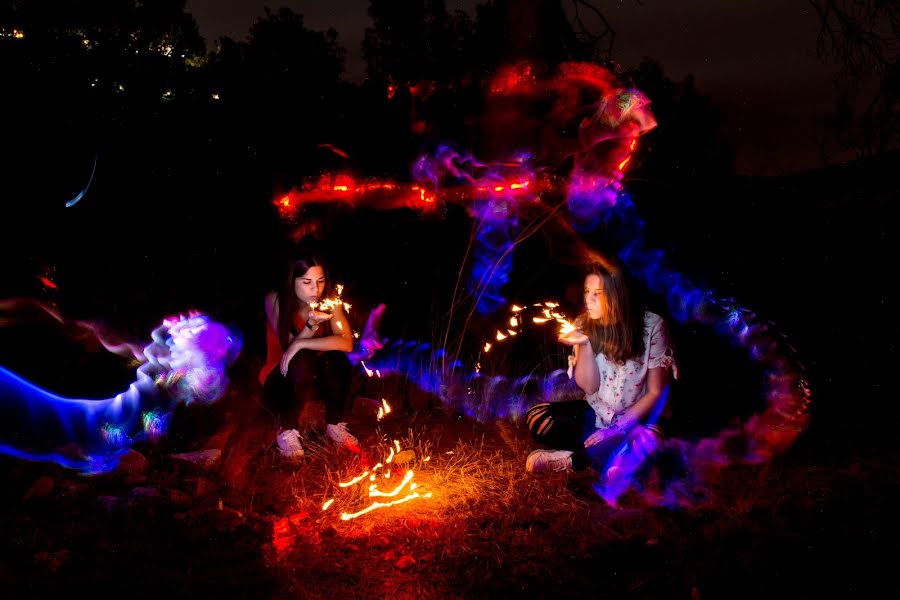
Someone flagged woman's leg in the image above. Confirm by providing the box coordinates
[526,400,596,470]
[316,350,352,424]
[262,367,293,428]
[269,349,320,428]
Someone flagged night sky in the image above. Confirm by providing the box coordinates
[185,1,851,176]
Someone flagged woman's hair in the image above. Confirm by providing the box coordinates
[578,256,645,363]
[276,244,329,348]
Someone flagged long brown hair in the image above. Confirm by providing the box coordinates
[578,257,645,364]
[277,247,330,348]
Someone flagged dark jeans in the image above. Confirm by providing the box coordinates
[526,400,630,471]
[263,349,351,428]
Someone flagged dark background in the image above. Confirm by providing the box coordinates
[0,0,895,470]
[0,3,897,598]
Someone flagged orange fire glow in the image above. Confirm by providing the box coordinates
[330,440,431,521]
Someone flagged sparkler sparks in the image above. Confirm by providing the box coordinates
[480,301,578,360]
[308,283,350,314]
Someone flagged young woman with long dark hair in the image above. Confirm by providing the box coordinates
[260,244,358,457]
[525,255,677,472]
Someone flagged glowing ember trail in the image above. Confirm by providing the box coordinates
[376,398,392,421]
[368,469,414,497]
[338,471,370,487]
[328,441,431,521]
[340,491,432,521]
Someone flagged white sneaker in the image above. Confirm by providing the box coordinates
[526,449,574,473]
[276,429,304,458]
[325,422,360,452]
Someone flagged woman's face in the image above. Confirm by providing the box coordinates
[584,274,605,320]
[294,266,326,305]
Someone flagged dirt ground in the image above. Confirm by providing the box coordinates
[1,366,895,599]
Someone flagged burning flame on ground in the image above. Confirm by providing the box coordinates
[321,440,432,521]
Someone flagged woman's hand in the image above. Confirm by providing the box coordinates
[558,330,590,346]
[306,310,333,328]
[280,339,306,376]
[584,425,625,449]
[627,425,663,459]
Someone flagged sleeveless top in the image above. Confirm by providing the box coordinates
[259,308,332,385]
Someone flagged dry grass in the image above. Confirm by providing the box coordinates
[2,382,891,599]
[216,404,831,599]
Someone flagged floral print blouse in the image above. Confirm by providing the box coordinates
[583,311,678,429]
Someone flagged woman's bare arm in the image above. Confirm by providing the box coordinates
[613,366,669,430]
[573,341,601,395]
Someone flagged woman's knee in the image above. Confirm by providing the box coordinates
[319,350,351,374]
[286,350,318,385]
[526,403,554,442]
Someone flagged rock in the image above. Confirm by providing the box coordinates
[22,476,55,501]
[195,477,217,497]
[395,555,416,572]
[35,549,71,573]
[60,481,87,496]
[203,426,235,451]
[351,396,381,418]
[169,449,221,469]
[213,507,245,532]
[116,450,148,476]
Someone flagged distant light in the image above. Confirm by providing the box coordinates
[211,93,220,100]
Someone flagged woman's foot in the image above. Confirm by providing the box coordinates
[526,449,574,473]
[326,422,360,452]
[276,429,304,458]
